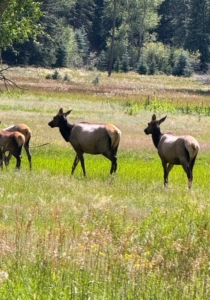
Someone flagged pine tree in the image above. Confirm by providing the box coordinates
[156,0,190,47]
[121,51,130,73]
[113,57,121,73]
[185,0,210,71]
[172,51,193,77]
[75,26,90,65]
[137,56,148,75]
[97,50,107,71]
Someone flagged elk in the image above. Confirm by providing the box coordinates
[144,114,200,189]
[3,123,32,169]
[48,108,121,176]
[0,131,25,169]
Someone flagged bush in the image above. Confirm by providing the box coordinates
[148,57,157,75]
[141,42,171,75]
[97,51,107,71]
[45,74,52,80]
[137,56,148,75]
[51,70,62,80]
[121,51,130,73]
[113,57,121,73]
[172,51,193,77]
[63,74,71,82]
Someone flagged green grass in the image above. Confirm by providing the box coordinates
[0,69,210,299]
[0,148,209,299]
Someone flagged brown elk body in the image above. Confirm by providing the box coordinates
[3,123,32,169]
[48,108,121,176]
[144,114,200,189]
[0,131,25,169]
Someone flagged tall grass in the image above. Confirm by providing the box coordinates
[0,69,210,299]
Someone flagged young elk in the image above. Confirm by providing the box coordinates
[0,131,25,169]
[48,108,121,176]
[144,114,200,189]
[3,124,32,169]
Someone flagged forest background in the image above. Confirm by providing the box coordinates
[1,0,210,77]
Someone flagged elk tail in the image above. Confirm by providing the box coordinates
[107,124,121,149]
[15,134,25,147]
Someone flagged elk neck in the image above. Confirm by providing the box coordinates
[59,119,74,142]
[152,127,163,149]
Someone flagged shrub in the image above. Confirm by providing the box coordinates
[63,74,71,82]
[137,56,148,75]
[51,70,62,80]
[121,51,130,73]
[113,57,121,73]
[45,74,52,80]
[97,51,107,71]
[172,51,193,77]
[141,42,171,75]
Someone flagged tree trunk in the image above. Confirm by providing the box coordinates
[108,0,117,77]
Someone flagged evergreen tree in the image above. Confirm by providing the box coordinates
[113,57,121,73]
[156,0,190,47]
[148,57,157,75]
[185,0,210,71]
[75,26,90,65]
[137,56,148,75]
[121,51,130,73]
[97,50,107,71]
[172,51,193,77]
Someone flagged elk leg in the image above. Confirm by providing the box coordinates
[162,161,168,187]
[71,155,79,175]
[14,146,23,170]
[77,153,86,177]
[110,156,117,174]
[189,156,197,180]
[102,152,117,174]
[24,140,32,170]
[13,153,22,169]
[16,155,22,169]
[181,162,192,189]
[4,152,12,166]
[167,163,174,175]
[0,150,3,169]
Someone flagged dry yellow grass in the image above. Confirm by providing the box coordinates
[0,66,210,154]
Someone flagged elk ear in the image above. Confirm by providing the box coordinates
[159,116,167,124]
[58,108,63,115]
[152,114,156,121]
[65,110,72,117]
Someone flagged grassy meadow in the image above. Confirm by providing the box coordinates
[0,68,210,299]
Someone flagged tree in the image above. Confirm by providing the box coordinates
[0,0,42,49]
[108,0,117,76]
[185,0,210,71]
[172,51,193,77]
[156,0,190,47]
[124,0,164,62]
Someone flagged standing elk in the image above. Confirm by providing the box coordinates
[144,114,200,189]
[3,123,32,169]
[48,108,121,176]
[0,131,25,169]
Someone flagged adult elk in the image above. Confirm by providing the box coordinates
[0,131,25,169]
[48,108,121,176]
[3,123,32,169]
[144,114,200,189]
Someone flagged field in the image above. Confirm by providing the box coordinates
[0,68,210,299]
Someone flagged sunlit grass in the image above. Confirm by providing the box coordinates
[0,69,210,298]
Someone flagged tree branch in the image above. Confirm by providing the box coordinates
[0,67,26,93]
